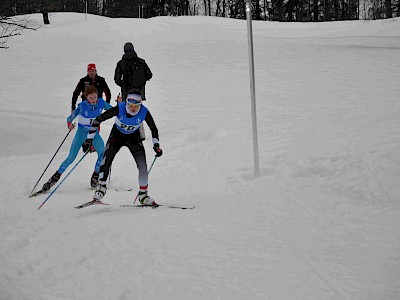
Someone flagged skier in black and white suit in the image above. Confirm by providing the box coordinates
[84,90,163,206]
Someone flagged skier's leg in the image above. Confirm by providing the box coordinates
[127,142,148,187]
[121,88,127,102]
[93,131,123,200]
[57,129,86,174]
[92,132,105,174]
[127,142,156,205]
[98,134,122,183]
[90,132,105,187]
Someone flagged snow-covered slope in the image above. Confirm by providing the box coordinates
[0,13,399,299]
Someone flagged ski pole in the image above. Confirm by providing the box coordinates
[38,150,89,210]
[30,125,74,195]
[134,156,158,203]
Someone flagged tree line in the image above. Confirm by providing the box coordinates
[1,0,399,21]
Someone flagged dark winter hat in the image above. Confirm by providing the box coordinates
[124,42,134,53]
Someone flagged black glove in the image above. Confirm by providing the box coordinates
[153,143,163,157]
[82,139,95,153]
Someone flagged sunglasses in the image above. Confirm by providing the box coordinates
[127,98,141,105]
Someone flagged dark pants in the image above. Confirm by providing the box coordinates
[99,126,148,187]
[122,85,146,101]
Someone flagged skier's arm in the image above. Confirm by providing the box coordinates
[66,106,81,130]
[144,111,159,145]
[144,61,153,81]
[114,63,123,87]
[71,80,83,110]
[67,106,81,124]
[145,111,162,157]
[87,106,119,140]
[103,80,112,103]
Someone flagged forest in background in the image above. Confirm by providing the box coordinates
[1,0,399,21]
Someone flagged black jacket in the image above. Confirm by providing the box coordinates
[71,74,111,110]
[114,51,152,99]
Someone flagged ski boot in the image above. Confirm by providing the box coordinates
[94,183,107,201]
[90,171,99,189]
[42,171,61,192]
[138,190,157,206]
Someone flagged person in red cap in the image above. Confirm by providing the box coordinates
[71,64,112,153]
[71,63,111,112]
[87,63,96,72]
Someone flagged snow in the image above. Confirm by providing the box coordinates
[1,12,400,299]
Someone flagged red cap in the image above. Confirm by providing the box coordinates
[87,63,96,72]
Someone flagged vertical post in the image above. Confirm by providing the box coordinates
[139,5,141,18]
[245,0,260,178]
[85,0,87,20]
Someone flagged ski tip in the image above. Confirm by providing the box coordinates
[29,190,44,198]
[183,206,196,209]
[75,199,109,209]
[168,205,196,209]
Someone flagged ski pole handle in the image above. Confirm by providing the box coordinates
[116,93,122,103]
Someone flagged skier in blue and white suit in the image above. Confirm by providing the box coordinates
[83,89,163,206]
[42,86,113,192]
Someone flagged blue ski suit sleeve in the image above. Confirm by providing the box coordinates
[67,106,82,124]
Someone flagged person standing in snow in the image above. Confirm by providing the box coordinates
[42,86,113,192]
[114,42,152,101]
[72,63,111,112]
[114,43,151,140]
[83,89,162,206]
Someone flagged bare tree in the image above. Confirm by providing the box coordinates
[0,15,39,49]
[188,0,198,15]
[398,0,400,16]
[385,0,392,17]
[216,0,222,15]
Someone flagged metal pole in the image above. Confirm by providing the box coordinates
[245,0,260,178]
[139,5,141,18]
[85,0,87,20]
